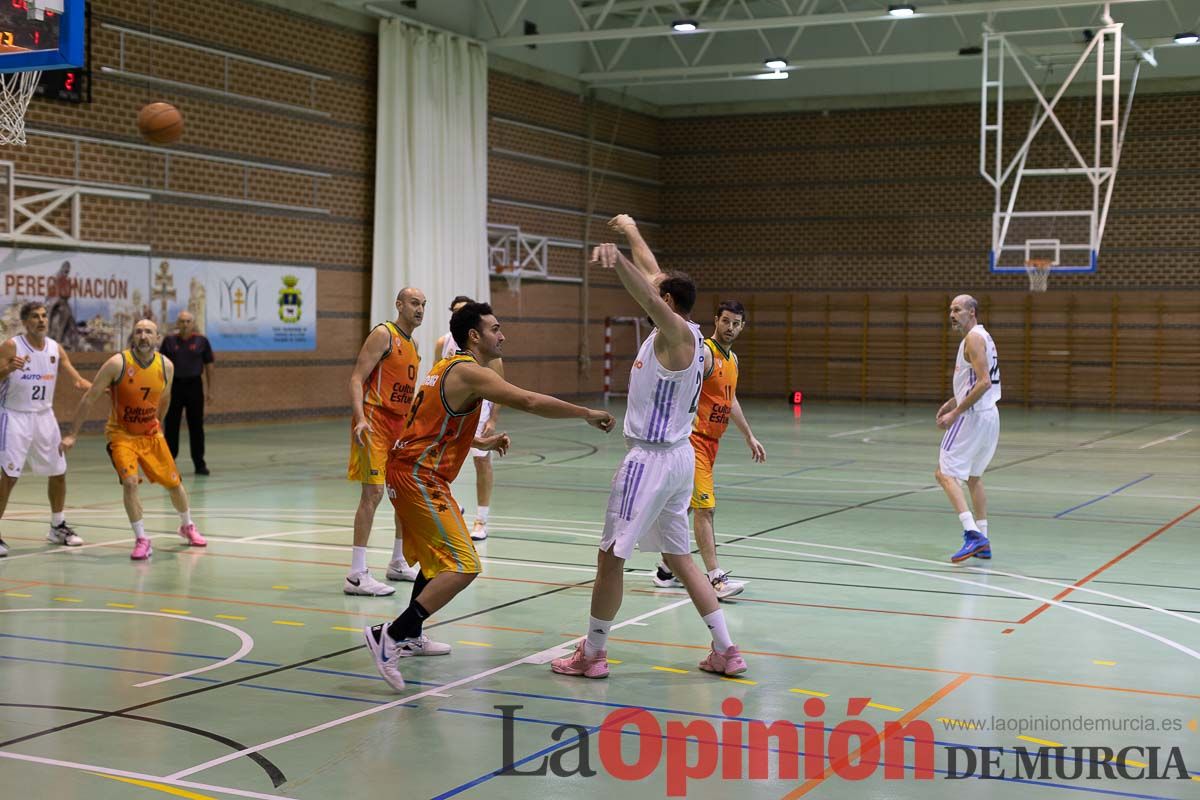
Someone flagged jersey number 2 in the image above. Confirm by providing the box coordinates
[688,372,702,415]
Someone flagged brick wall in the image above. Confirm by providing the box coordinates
[7,0,375,425]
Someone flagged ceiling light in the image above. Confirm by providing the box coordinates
[1174,32,1199,45]
[671,19,698,33]
[753,70,789,80]
[764,58,788,70]
[887,4,916,17]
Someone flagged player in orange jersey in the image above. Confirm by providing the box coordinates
[364,301,615,690]
[650,300,765,599]
[62,319,205,561]
[344,287,426,596]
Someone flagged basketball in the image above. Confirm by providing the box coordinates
[136,102,184,144]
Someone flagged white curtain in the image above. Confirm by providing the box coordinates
[371,20,488,359]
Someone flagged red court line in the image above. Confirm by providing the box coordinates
[1016,502,1200,626]
[633,588,1018,624]
[779,673,972,799]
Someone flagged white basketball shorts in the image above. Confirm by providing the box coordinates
[938,406,999,480]
[469,400,495,459]
[599,439,695,560]
[0,409,67,478]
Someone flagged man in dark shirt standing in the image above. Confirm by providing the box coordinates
[160,311,215,475]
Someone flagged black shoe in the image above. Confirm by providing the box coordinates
[195,465,210,476]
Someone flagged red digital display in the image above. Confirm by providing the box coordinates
[790,390,804,405]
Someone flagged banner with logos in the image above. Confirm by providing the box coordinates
[0,248,317,352]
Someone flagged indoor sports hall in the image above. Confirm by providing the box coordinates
[0,2,1197,799]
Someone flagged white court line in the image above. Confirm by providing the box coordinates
[0,533,171,561]
[0,751,300,800]
[741,534,1200,629]
[166,597,694,781]
[0,608,253,687]
[1138,429,1193,449]
[716,540,1200,662]
[234,527,354,543]
[827,421,924,438]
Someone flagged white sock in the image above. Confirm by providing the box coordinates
[583,615,612,658]
[978,519,989,538]
[707,568,724,581]
[476,505,489,524]
[351,546,368,574]
[391,538,406,562]
[131,520,146,540]
[51,512,65,527]
[179,510,193,527]
[958,511,978,533]
[702,609,734,652]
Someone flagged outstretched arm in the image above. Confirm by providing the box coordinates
[61,356,122,449]
[593,243,691,347]
[730,396,765,463]
[455,364,614,431]
[608,214,661,280]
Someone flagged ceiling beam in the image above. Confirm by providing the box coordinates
[487,0,1156,48]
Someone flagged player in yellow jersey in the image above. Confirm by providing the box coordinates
[343,287,426,596]
[62,319,205,561]
[650,300,765,599]
[364,301,615,691]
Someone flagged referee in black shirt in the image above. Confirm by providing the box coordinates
[160,311,215,475]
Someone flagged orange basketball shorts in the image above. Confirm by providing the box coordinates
[386,462,481,579]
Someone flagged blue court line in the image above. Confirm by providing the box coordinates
[430,705,1188,800]
[1055,475,1154,518]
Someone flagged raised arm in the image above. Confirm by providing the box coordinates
[593,243,691,348]
[61,355,123,449]
[347,325,391,445]
[57,348,92,391]
[608,214,661,280]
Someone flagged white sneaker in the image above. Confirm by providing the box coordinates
[46,523,83,547]
[363,623,406,691]
[397,633,452,657]
[386,559,419,581]
[343,570,395,596]
[651,563,683,588]
[711,571,745,600]
[470,519,488,541]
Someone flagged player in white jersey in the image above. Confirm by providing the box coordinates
[0,302,92,557]
[935,294,1001,563]
[552,215,747,680]
[434,295,505,541]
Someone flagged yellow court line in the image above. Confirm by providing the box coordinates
[936,717,980,730]
[4,592,32,598]
[158,609,190,615]
[88,772,218,800]
[1018,735,1065,748]
[1093,660,1117,666]
[1123,759,1149,768]
[331,626,360,632]
[653,666,689,674]
[789,688,829,697]
[106,602,136,609]
[606,659,623,665]
[53,597,83,603]
[214,614,246,620]
[866,702,904,712]
[272,620,304,627]
[721,676,757,686]
[271,585,290,590]
[456,640,492,647]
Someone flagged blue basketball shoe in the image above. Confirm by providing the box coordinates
[951,530,990,563]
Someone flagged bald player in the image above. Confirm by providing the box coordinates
[935,294,1001,563]
[62,319,205,560]
[344,287,426,595]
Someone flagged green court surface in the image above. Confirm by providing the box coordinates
[1,402,1198,800]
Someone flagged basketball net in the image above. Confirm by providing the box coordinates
[498,263,523,295]
[1024,259,1053,293]
[0,70,41,146]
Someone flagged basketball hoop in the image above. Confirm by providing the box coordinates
[1024,259,1053,293]
[497,263,523,295]
[0,70,41,146]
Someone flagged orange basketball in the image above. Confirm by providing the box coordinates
[137,102,184,145]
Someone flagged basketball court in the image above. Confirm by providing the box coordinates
[1,1,1199,798]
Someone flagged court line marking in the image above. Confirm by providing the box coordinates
[0,608,253,688]
[166,598,695,781]
[0,752,299,800]
[1054,474,1154,518]
[740,534,1200,629]
[715,542,1200,663]
[89,773,219,800]
[0,534,170,560]
[827,420,924,438]
[1138,429,1192,449]
[1018,735,1065,748]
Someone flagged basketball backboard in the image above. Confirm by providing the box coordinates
[0,0,84,72]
